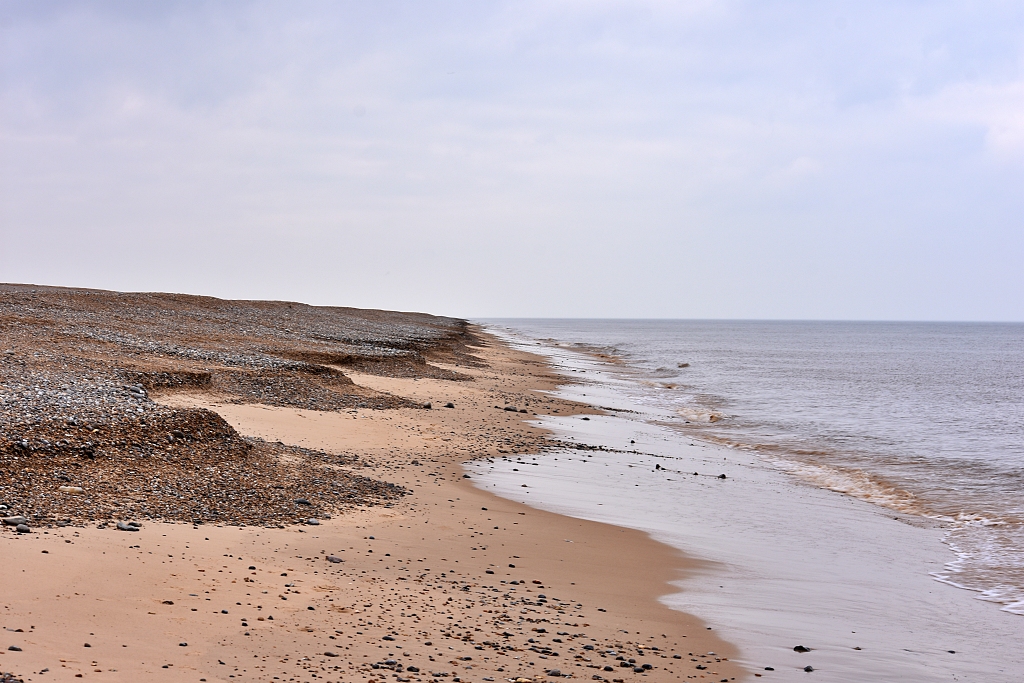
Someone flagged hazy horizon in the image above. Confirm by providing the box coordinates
[3,2,1022,321]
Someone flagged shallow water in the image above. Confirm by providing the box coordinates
[485,320,1024,613]
[469,321,1024,682]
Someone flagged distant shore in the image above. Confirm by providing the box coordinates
[0,286,745,682]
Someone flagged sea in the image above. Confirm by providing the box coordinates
[469,320,1024,682]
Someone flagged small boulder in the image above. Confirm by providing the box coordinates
[3,516,28,526]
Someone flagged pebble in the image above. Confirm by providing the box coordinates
[0,286,459,527]
[326,555,344,563]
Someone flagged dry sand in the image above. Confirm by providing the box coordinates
[1,332,746,683]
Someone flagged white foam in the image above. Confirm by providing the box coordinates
[469,327,1024,682]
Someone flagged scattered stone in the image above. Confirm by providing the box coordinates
[325,651,338,657]
[0,287,465,527]
[2,516,28,526]
[116,521,140,532]
[803,665,814,672]
[15,524,30,534]
[423,402,432,409]
[305,518,320,526]
[326,555,343,563]
[7,646,22,652]
[793,646,811,653]
[295,498,312,506]
[445,402,455,408]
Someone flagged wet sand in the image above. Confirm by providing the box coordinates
[1,332,746,683]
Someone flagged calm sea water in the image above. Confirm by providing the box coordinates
[487,320,1024,613]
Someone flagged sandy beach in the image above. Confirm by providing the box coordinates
[0,287,744,683]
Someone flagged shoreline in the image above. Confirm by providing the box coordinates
[1,323,747,682]
[477,324,1024,682]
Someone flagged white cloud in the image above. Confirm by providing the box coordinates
[1,1,1022,319]
[918,78,1024,158]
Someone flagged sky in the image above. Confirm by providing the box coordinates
[2,1,1022,320]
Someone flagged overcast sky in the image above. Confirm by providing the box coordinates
[2,1,1022,320]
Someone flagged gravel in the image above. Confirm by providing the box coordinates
[0,284,481,527]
